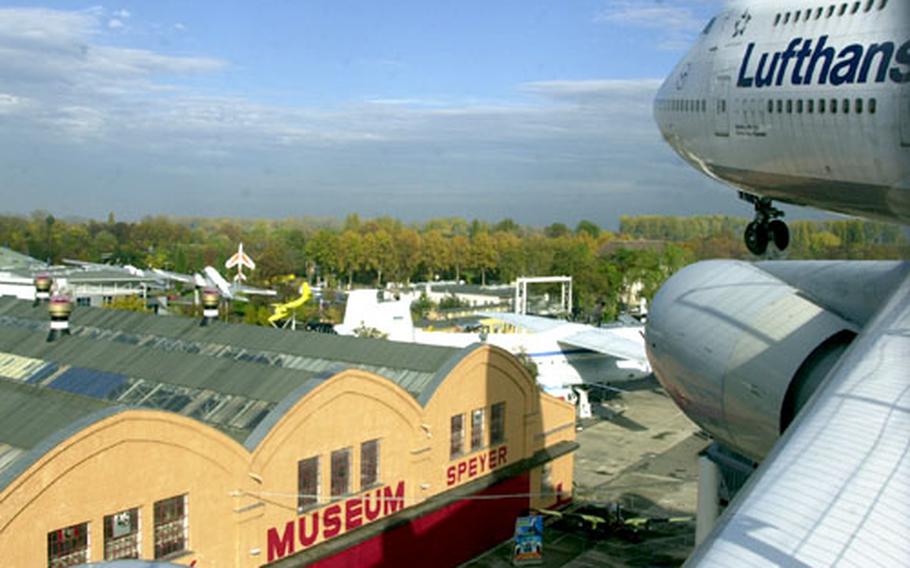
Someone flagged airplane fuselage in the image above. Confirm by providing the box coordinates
[654,0,909,223]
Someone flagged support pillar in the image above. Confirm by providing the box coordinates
[696,455,720,545]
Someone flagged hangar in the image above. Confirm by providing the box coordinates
[0,296,576,567]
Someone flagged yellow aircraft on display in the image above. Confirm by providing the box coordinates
[268,283,312,329]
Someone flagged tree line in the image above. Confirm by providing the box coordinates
[1,211,906,323]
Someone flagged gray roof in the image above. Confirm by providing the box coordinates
[0,296,470,492]
[0,247,158,284]
[0,247,45,272]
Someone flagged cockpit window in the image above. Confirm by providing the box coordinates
[702,17,716,35]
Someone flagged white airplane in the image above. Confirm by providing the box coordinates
[152,246,275,302]
[335,290,652,406]
[650,1,909,566]
[225,242,256,283]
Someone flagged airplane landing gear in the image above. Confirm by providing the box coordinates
[740,193,789,255]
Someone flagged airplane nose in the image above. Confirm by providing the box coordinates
[654,74,673,140]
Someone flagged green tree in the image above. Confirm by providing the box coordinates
[337,230,364,287]
[544,222,570,239]
[575,220,600,239]
[305,229,340,282]
[420,230,452,281]
[363,229,397,285]
[468,232,498,286]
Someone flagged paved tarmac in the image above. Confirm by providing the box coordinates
[463,377,710,568]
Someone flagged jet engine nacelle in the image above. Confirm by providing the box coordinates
[645,260,860,462]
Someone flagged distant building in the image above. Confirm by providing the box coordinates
[0,247,157,307]
[0,297,576,567]
[420,282,513,309]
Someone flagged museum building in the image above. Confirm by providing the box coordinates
[0,297,576,567]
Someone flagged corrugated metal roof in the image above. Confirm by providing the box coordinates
[0,247,44,272]
[0,380,112,450]
[0,297,458,374]
[0,297,475,492]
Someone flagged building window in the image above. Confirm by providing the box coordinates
[843,98,850,114]
[331,447,351,497]
[490,402,506,446]
[808,99,815,113]
[47,523,89,568]
[869,98,877,114]
[361,439,380,488]
[839,3,847,16]
[851,1,860,14]
[797,99,804,114]
[776,99,783,113]
[104,508,139,560]
[827,5,835,17]
[786,99,793,114]
[471,408,485,452]
[774,13,781,25]
[154,495,187,559]
[864,0,874,11]
[855,98,863,114]
[831,98,838,113]
[819,98,826,113]
[768,99,774,113]
[298,456,320,512]
[450,413,464,459]
[815,7,823,19]
[783,12,790,24]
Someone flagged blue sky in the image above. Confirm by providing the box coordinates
[0,0,827,228]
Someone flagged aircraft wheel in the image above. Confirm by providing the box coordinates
[744,221,769,255]
[769,219,790,251]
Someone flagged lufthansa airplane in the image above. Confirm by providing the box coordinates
[649,1,908,566]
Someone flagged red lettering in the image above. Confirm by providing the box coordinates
[323,504,342,538]
[345,498,363,531]
[489,448,497,469]
[498,446,507,466]
[446,465,456,486]
[468,456,478,478]
[298,512,319,548]
[383,481,405,515]
[457,461,467,482]
[479,452,487,472]
[267,521,295,562]
[365,488,384,520]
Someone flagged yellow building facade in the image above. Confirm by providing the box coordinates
[0,298,576,567]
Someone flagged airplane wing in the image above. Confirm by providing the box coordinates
[151,268,198,286]
[690,274,910,567]
[232,283,277,297]
[62,259,109,270]
[558,328,648,365]
[480,312,648,364]
[478,312,569,334]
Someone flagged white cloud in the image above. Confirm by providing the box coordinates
[0,92,26,114]
[0,8,725,226]
[594,1,723,50]
[107,18,124,29]
[174,22,186,32]
[114,9,131,19]
[595,3,703,33]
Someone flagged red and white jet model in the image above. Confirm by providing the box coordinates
[225,242,256,283]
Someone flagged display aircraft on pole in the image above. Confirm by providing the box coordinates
[225,242,256,283]
[152,244,275,302]
[649,0,908,565]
